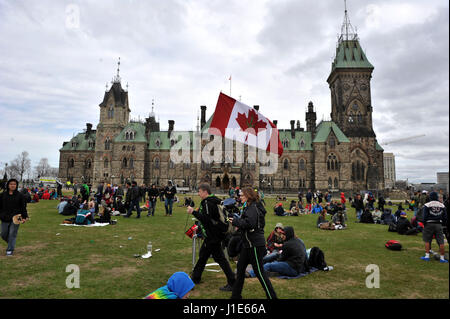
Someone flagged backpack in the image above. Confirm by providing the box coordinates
[207,203,234,236]
[360,211,374,224]
[385,240,402,251]
[308,247,327,270]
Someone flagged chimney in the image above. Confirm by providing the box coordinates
[290,120,295,138]
[168,120,174,138]
[296,120,301,131]
[200,105,207,129]
[273,120,277,127]
[253,105,259,111]
[85,123,92,139]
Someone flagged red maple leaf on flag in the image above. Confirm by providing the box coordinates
[236,109,268,138]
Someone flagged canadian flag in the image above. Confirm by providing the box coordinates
[208,92,283,157]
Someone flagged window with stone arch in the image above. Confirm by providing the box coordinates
[155,139,161,148]
[129,158,134,169]
[105,137,111,150]
[328,177,333,188]
[348,100,364,126]
[299,139,305,149]
[329,136,336,148]
[122,157,127,168]
[327,153,339,171]
[299,158,306,171]
[282,138,289,149]
[283,158,289,170]
[334,177,339,189]
[69,158,74,168]
[154,157,160,169]
[104,158,109,168]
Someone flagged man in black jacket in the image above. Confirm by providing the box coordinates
[0,179,29,256]
[124,181,141,218]
[147,184,159,217]
[187,183,236,291]
[261,226,308,277]
[164,181,177,216]
[354,194,364,221]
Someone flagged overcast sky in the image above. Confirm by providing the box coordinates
[0,0,448,183]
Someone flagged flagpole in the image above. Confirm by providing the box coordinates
[229,75,232,96]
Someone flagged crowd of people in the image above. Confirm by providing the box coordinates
[0,176,448,299]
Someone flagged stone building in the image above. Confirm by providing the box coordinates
[58,9,384,194]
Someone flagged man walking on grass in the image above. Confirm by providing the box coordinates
[420,192,448,263]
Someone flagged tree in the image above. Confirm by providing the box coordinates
[35,158,51,178]
[9,151,31,182]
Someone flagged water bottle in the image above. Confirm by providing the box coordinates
[147,241,152,254]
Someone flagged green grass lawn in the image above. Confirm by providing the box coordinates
[0,193,448,299]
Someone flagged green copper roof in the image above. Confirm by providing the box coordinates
[114,122,147,143]
[376,141,384,151]
[148,131,200,150]
[279,131,313,151]
[332,39,374,71]
[313,121,350,143]
[60,132,96,151]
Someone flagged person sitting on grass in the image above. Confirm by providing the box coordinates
[274,203,289,216]
[317,209,330,228]
[311,203,323,215]
[75,203,95,225]
[144,272,195,299]
[31,192,39,203]
[372,208,383,224]
[381,208,395,225]
[264,223,285,263]
[57,198,68,214]
[397,212,418,235]
[251,226,308,278]
[332,210,347,229]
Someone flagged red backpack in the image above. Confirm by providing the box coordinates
[385,240,402,251]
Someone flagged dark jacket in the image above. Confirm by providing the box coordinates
[397,217,413,235]
[423,201,447,225]
[354,198,364,210]
[0,189,28,222]
[193,195,225,244]
[148,187,159,201]
[232,201,266,248]
[277,226,307,273]
[164,186,177,200]
[126,185,139,202]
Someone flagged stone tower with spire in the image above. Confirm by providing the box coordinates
[326,2,384,190]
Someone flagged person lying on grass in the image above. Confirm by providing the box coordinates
[144,272,195,299]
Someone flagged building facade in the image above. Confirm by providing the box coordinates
[383,153,396,189]
[58,10,385,194]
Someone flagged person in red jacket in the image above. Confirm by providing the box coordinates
[42,190,51,200]
[340,192,346,205]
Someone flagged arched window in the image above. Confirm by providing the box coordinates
[334,177,339,189]
[108,107,114,119]
[86,159,91,169]
[129,158,134,169]
[104,158,108,168]
[122,158,127,168]
[329,137,336,148]
[283,159,289,170]
[327,153,338,171]
[361,163,365,181]
[328,177,333,188]
[352,162,356,181]
[154,157,160,169]
[356,161,361,180]
[125,132,129,140]
[299,139,305,149]
[69,158,74,168]
[105,138,111,150]
[216,177,221,188]
[299,159,305,170]
[122,145,126,151]
[155,139,160,148]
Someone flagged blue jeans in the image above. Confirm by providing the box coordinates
[263,251,279,264]
[250,261,299,278]
[356,209,363,220]
[148,200,156,216]
[1,221,20,252]
[165,198,174,215]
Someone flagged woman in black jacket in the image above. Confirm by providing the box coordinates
[229,187,277,299]
[0,179,29,256]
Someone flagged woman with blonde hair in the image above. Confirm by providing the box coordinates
[229,187,277,299]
